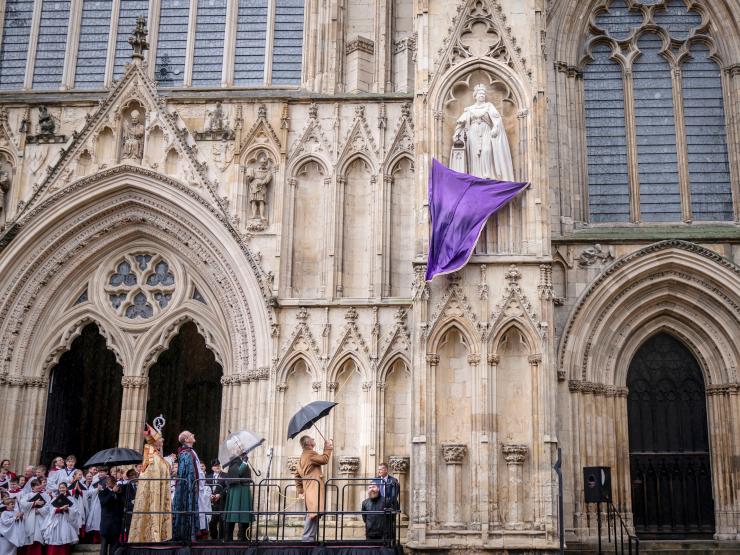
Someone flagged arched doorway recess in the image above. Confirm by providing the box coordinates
[146,322,223,462]
[40,324,123,466]
[627,333,714,538]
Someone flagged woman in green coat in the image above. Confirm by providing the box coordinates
[224,455,254,541]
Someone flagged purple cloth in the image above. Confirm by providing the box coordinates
[426,159,529,281]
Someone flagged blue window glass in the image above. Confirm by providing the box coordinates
[0,0,34,90]
[33,0,71,89]
[633,32,681,222]
[74,0,113,88]
[271,0,303,84]
[155,0,188,85]
[113,0,149,78]
[234,0,267,85]
[192,0,226,86]
[593,0,643,41]
[682,43,733,221]
[584,43,630,223]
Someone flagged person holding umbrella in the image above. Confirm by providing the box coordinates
[294,435,332,543]
[223,454,253,542]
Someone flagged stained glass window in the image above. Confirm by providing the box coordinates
[271,0,304,84]
[234,0,268,85]
[33,0,71,89]
[74,0,113,88]
[0,0,34,90]
[192,0,227,86]
[113,0,149,78]
[156,0,188,86]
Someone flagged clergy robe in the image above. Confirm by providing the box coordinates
[0,509,27,555]
[172,445,202,541]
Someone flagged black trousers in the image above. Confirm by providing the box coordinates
[225,521,251,542]
[209,512,224,540]
[100,534,119,555]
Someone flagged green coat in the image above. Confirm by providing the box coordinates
[224,461,254,523]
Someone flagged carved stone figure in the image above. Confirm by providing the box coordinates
[38,106,56,135]
[207,102,226,132]
[577,244,615,268]
[0,160,11,216]
[245,152,272,231]
[450,84,514,181]
[122,109,145,161]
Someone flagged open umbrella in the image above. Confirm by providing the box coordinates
[287,401,337,440]
[83,448,143,468]
[218,430,265,469]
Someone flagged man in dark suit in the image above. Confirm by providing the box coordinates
[99,476,124,555]
[207,460,227,540]
[375,463,400,509]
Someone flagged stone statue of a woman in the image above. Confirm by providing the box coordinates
[450,84,514,181]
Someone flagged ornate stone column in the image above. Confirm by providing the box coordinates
[502,444,528,529]
[339,456,361,515]
[119,376,149,449]
[388,456,410,515]
[442,443,466,527]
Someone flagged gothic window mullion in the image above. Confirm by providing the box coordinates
[622,65,641,223]
[670,64,693,222]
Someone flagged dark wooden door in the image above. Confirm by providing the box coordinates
[147,322,223,463]
[41,324,123,467]
[627,333,714,538]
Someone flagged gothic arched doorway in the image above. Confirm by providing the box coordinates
[146,322,223,463]
[627,333,714,538]
[41,324,123,467]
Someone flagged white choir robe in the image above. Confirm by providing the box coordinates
[42,508,78,546]
[46,470,77,496]
[20,492,51,545]
[0,510,28,555]
[198,484,212,531]
[84,487,101,533]
[68,492,86,532]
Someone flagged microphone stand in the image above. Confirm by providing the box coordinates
[263,447,274,542]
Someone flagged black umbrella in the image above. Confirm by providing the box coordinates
[287,401,337,440]
[83,448,143,468]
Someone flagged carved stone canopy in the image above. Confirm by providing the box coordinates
[502,443,528,465]
[442,443,467,464]
[338,456,361,474]
[388,456,410,474]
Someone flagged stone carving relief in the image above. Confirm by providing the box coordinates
[289,103,332,160]
[442,443,467,464]
[27,106,66,144]
[243,150,274,232]
[576,244,615,268]
[121,107,146,162]
[433,0,530,81]
[388,456,410,474]
[338,456,361,474]
[195,102,235,141]
[0,153,13,218]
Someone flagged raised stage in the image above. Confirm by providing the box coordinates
[116,542,404,555]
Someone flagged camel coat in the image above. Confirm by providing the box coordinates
[294,445,332,518]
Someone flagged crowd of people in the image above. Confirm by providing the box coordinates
[0,429,401,554]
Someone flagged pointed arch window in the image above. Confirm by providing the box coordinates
[582,0,734,223]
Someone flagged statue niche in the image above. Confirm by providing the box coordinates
[0,153,12,220]
[121,105,146,163]
[451,83,514,181]
[441,70,522,254]
[442,70,518,178]
[242,150,274,232]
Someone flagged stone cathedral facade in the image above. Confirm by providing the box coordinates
[0,0,739,552]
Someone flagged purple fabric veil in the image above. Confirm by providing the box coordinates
[426,159,529,281]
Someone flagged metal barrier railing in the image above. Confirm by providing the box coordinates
[122,475,400,546]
